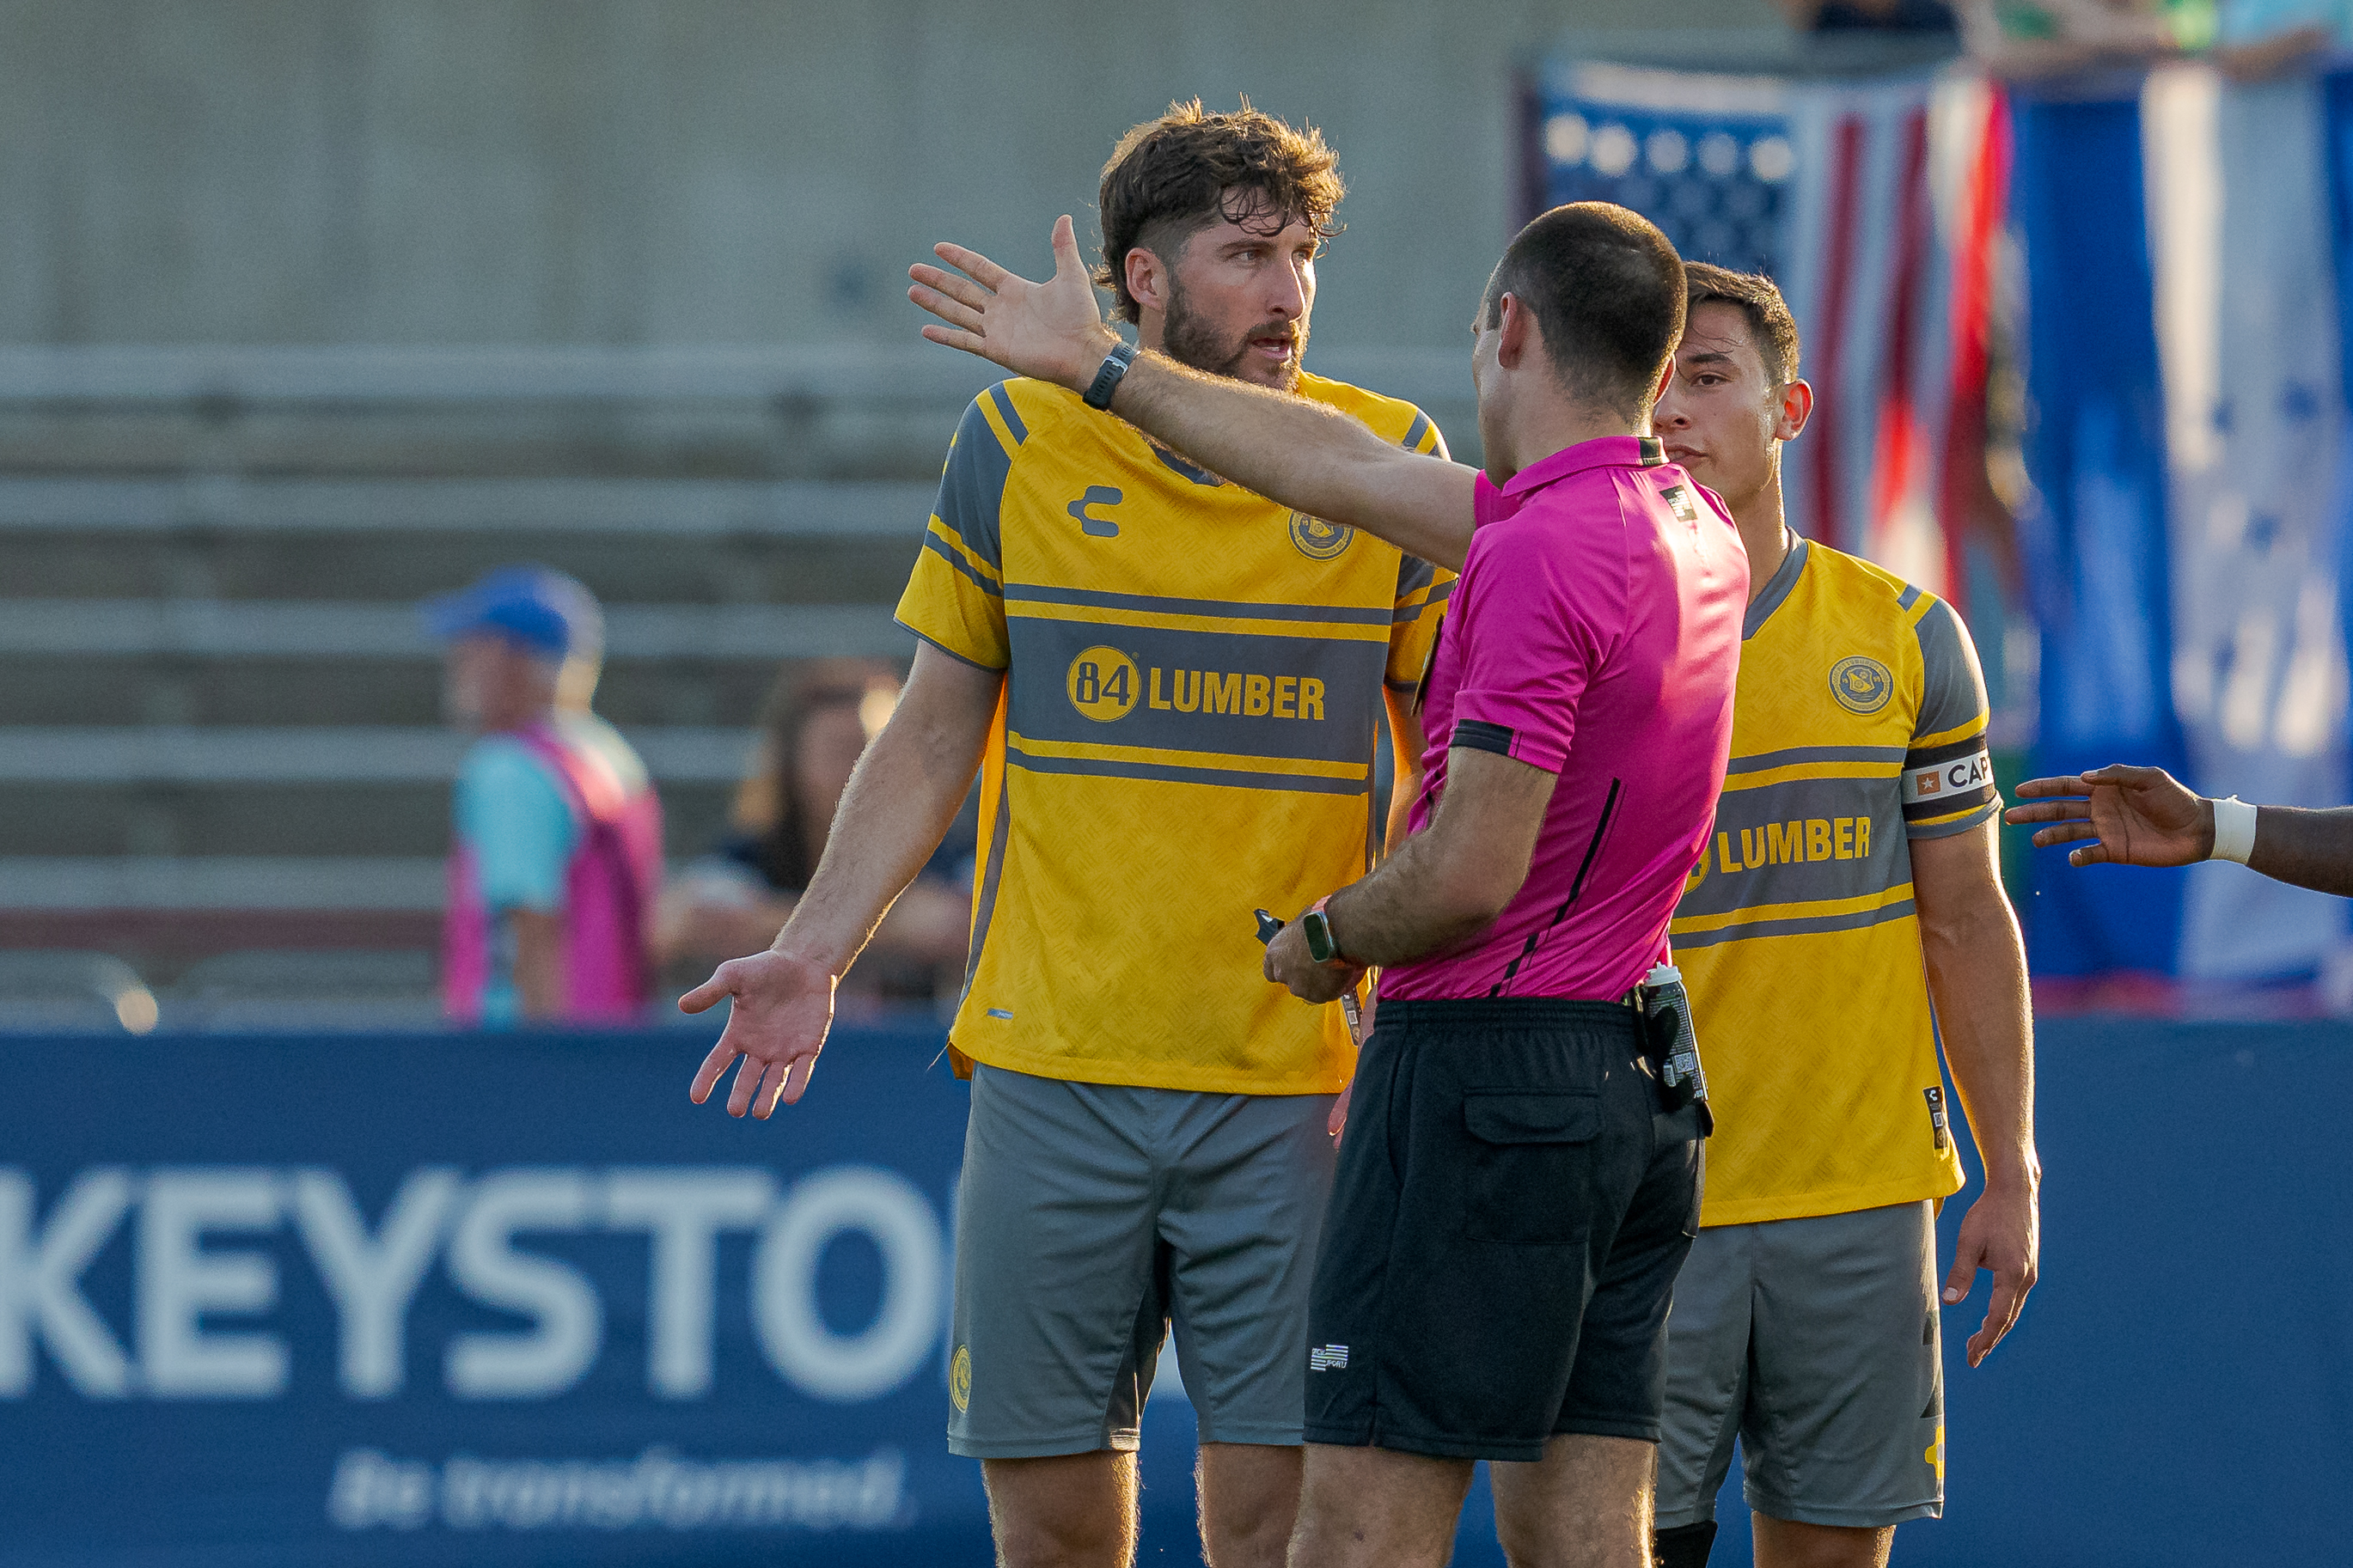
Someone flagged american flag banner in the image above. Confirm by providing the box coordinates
[1532,60,2008,615]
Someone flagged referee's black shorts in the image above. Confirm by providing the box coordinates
[1303,997,1704,1461]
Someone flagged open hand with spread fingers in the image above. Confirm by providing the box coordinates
[680,948,839,1119]
[908,215,1126,391]
[2003,764,2211,868]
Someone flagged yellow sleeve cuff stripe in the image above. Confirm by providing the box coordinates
[1911,717,1988,753]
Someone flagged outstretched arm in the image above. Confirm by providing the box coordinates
[911,216,1477,571]
[682,643,999,1116]
[2006,764,2353,896]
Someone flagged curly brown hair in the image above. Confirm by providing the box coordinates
[1095,99,1346,325]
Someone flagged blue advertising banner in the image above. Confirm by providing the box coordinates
[4,1016,2350,1565]
[0,1022,985,1567]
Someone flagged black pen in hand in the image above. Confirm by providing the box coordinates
[1254,908,1364,1044]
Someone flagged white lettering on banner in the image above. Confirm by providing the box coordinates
[755,1167,942,1402]
[604,1168,775,1400]
[290,1168,462,1399]
[0,1168,135,1397]
[0,1163,949,1404]
[138,1169,287,1398]
[443,1170,603,1400]
[327,1444,907,1533]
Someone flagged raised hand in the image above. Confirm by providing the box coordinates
[2003,764,2212,868]
[909,215,1125,390]
[681,948,839,1119]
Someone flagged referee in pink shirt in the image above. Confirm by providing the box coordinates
[913,203,1746,1568]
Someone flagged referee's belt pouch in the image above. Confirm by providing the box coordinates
[1640,972,1714,1141]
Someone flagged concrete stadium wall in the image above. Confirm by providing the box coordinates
[0,0,1778,354]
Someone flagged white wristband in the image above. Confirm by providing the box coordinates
[2209,796,2259,864]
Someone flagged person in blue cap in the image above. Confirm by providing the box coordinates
[423,565,664,1027]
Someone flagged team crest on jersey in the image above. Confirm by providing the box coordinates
[1829,655,1894,715]
[1288,511,1354,561]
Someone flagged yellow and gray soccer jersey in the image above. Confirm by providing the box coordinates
[1670,538,1997,1227]
[895,371,1450,1095]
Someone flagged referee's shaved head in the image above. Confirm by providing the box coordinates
[1486,204,1686,418]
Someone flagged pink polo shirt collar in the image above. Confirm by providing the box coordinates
[1488,435,1668,501]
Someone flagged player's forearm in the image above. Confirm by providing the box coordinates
[1109,350,1478,570]
[1921,897,2039,1189]
[773,694,988,976]
[2246,805,2353,897]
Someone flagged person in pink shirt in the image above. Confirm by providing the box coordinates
[889,200,1744,1568]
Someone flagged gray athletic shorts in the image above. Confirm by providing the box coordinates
[1655,1200,1945,1530]
[945,1064,1337,1459]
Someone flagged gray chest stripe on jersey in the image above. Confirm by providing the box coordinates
[1672,896,1916,950]
[1725,743,1906,774]
[957,772,1014,1010]
[1007,620,1384,764]
[1678,774,1908,920]
[1004,581,1393,625]
[1006,747,1372,796]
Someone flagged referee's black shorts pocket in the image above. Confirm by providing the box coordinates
[1463,1090,1598,1246]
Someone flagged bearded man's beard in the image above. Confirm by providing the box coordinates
[1163,276,1307,391]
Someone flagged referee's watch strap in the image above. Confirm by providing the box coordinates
[1083,341,1138,410]
[2209,796,2259,864]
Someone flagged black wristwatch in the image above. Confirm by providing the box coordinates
[1083,340,1138,410]
[1300,896,1351,968]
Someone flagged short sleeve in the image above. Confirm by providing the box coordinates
[1901,596,2000,839]
[894,386,1019,671]
[456,741,580,912]
[1385,407,1457,688]
[1445,531,1610,775]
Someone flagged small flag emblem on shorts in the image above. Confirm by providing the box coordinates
[1310,1344,1349,1370]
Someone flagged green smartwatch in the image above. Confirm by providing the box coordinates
[1300,895,1350,968]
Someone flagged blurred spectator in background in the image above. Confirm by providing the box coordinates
[2210,0,2344,77]
[1781,0,1961,36]
[1952,0,2182,72]
[656,658,971,1009]
[426,566,665,1028]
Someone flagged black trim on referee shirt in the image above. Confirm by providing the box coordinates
[1452,720,1518,758]
[1488,777,1623,998]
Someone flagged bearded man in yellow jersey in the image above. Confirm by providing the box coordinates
[679,102,1449,1568]
[1647,265,2041,1568]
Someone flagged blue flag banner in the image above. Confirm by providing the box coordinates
[2007,85,2190,973]
[2144,68,2353,981]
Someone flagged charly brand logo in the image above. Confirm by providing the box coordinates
[1829,654,1894,715]
[949,1345,971,1412]
[1287,510,1353,561]
[1066,486,1121,538]
[1066,646,1140,722]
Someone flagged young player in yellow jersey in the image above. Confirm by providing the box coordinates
[681,103,1448,1568]
[1647,265,2042,1568]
